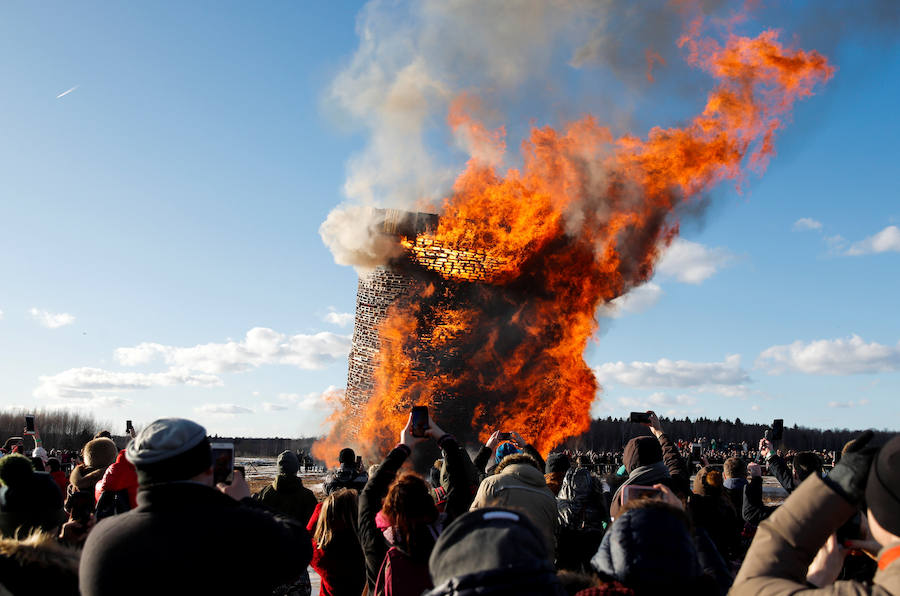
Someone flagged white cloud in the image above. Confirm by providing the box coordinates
[757,335,900,375]
[847,225,900,256]
[195,403,254,415]
[115,327,351,373]
[599,282,663,318]
[277,386,344,410]
[262,402,290,412]
[34,367,222,401]
[595,354,750,390]
[828,399,870,409]
[751,404,761,411]
[793,217,822,231]
[616,392,700,418]
[29,308,75,329]
[325,311,355,327]
[656,239,732,284]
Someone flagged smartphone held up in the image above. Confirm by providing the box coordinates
[24,414,36,436]
[211,442,235,485]
[628,411,651,425]
[411,406,430,438]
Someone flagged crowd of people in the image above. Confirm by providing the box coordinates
[0,412,897,595]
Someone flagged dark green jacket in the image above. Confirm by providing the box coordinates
[254,475,318,526]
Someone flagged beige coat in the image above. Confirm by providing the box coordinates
[470,462,559,561]
[731,475,900,595]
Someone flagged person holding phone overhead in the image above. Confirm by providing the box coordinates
[609,410,690,519]
[79,418,312,596]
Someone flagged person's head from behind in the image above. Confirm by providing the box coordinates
[723,457,746,480]
[94,430,112,439]
[866,435,900,548]
[314,488,359,551]
[382,472,439,557]
[125,418,212,487]
[46,457,61,473]
[792,451,823,483]
[495,441,521,464]
[623,436,663,474]
[276,450,299,477]
[338,447,356,468]
[592,499,719,595]
[0,454,67,537]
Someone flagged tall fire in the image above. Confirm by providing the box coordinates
[314,21,833,463]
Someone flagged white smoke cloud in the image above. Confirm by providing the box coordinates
[656,239,733,284]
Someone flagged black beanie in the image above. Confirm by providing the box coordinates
[866,435,900,536]
[339,447,356,465]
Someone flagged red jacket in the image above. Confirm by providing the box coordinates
[50,470,68,496]
[95,450,138,510]
[307,502,366,596]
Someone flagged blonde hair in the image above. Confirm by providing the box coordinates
[313,488,359,552]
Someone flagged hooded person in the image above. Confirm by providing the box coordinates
[591,498,730,595]
[424,507,566,595]
[254,450,318,525]
[68,437,118,500]
[79,418,312,596]
[609,412,689,519]
[688,466,742,562]
[0,531,81,596]
[469,453,559,562]
[0,454,67,539]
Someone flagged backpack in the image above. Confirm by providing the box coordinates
[557,467,607,532]
[374,546,432,596]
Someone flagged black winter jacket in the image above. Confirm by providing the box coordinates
[358,436,471,592]
[79,482,312,596]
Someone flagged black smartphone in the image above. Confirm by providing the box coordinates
[210,442,235,485]
[497,432,512,441]
[126,420,134,434]
[411,406,429,438]
[24,414,35,435]
[356,455,362,469]
[771,419,784,441]
[629,411,651,424]
[691,444,702,460]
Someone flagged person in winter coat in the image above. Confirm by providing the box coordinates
[323,448,368,495]
[307,488,365,596]
[425,507,566,595]
[688,466,742,563]
[722,457,747,514]
[79,418,312,596]
[470,452,559,562]
[556,455,610,571]
[732,431,900,594]
[0,454,67,539]
[46,457,68,495]
[741,461,777,526]
[94,449,139,521]
[69,437,118,500]
[609,411,690,519]
[0,531,81,596]
[254,450,318,525]
[591,485,732,595]
[358,413,471,596]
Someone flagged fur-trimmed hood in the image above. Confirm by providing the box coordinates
[0,531,80,595]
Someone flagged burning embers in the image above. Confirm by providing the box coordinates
[314,20,833,464]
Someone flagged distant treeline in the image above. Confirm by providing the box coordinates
[556,416,895,453]
[0,409,116,452]
[3,410,891,459]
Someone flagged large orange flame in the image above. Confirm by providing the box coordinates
[314,22,832,464]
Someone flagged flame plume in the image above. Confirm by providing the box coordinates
[314,24,832,462]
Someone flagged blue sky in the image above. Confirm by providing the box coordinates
[1,2,898,439]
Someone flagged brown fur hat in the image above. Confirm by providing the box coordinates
[83,438,118,469]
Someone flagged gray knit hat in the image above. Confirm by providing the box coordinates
[126,418,211,485]
[277,451,300,476]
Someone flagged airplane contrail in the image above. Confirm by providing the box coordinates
[56,85,79,99]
